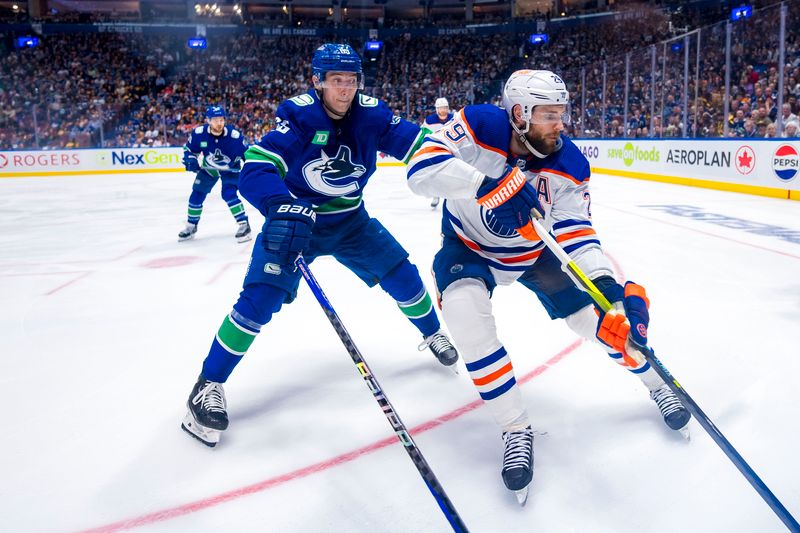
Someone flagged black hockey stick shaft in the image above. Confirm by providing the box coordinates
[526,217,800,532]
[295,256,469,533]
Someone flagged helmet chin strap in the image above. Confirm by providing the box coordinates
[510,119,548,159]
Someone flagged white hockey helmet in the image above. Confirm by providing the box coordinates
[435,97,449,109]
[502,69,570,123]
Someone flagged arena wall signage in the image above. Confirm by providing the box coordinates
[573,139,800,200]
[0,148,401,177]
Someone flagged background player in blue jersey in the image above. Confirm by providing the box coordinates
[406,70,690,503]
[181,43,460,447]
[178,105,251,243]
[422,97,453,208]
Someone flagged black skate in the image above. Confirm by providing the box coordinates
[181,375,229,447]
[502,426,534,505]
[651,384,691,438]
[235,220,252,243]
[419,329,459,371]
[178,222,198,241]
[430,197,440,208]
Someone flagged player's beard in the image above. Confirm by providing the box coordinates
[209,125,224,136]
[527,129,559,155]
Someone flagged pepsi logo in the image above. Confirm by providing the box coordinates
[772,144,799,182]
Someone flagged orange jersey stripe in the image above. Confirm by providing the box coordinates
[555,228,596,243]
[410,145,453,160]
[472,362,514,386]
[539,167,586,185]
[455,230,541,263]
[496,248,543,264]
[459,110,508,158]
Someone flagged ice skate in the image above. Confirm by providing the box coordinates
[181,375,229,447]
[235,220,252,243]
[502,426,534,505]
[430,196,440,208]
[178,222,198,241]
[419,329,459,372]
[651,384,691,439]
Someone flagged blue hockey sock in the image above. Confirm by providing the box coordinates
[379,260,440,337]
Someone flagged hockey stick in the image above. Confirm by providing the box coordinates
[524,217,800,532]
[295,256,470,533]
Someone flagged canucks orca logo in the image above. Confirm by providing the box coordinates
[480,207,519,239]
[302,145,366,196]
[203,149,234,171]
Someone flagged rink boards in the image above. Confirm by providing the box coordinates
[1,139,798,200]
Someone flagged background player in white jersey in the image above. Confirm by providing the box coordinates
[179,106,251,242]
[422,97,454,208]
[406,70,690,503]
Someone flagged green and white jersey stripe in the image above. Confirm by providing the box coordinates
[401,128,430,164]
[244,145,289,177]
[315,195,364,215]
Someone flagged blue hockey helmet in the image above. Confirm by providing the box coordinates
[312,43,362,81]
[205,105,226,119]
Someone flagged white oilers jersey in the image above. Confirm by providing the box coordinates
[423,112,454,134]
[407,104,613,285]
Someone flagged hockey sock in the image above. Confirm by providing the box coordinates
[187,190,207,224]
[201,285,287,382]
[442,278,529,431]
[202,310,259,382]
[379,260,439,337]
[222,184,248,222]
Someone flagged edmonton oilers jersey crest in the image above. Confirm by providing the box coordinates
[302,145,366,196]
[480,207,519,238]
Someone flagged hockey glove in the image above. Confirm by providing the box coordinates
[595,278,650,353]
[183,152,200,173]
[263,197,316,266]
[476,166,543,240]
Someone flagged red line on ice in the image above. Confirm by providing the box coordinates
[79,338,584,533]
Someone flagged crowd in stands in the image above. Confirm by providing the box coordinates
[1,0,798,150]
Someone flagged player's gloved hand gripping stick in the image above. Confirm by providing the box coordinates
[517,210,799,533]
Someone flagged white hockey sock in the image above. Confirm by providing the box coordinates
[442,278,530,432]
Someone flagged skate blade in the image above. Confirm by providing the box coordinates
[178,235,196,242]
[514,487,529,506]
[236,234,252,243]
[181,412,221,447]
[447,362,459,375]
[678,425,691,441]
[430,198,440,208]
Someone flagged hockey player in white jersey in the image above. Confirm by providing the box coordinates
[406,70,690,503]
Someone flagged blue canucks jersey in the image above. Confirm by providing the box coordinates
[240,89,425,225]
[184,125,248,179]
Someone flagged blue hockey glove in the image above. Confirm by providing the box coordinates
[594,277,650,352]
[183,152,200,173]
[263,197,316,265]
[476,166,543,240]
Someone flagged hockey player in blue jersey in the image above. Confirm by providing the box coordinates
[407,70,690,503]
[178,105,252,243]
[181,43,460,447]
[422,97,453,208]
